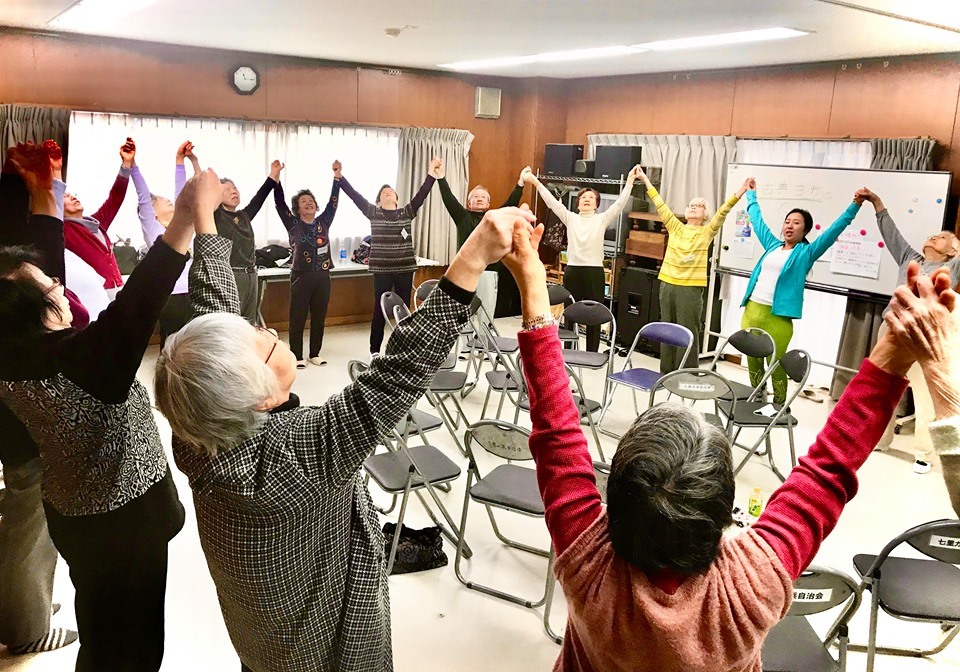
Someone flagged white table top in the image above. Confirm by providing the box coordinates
[258,257,441,279]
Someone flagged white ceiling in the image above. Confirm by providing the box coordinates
[2,0,960,78]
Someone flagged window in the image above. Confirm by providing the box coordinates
[68,111,399,247]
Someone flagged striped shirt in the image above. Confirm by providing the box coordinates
[338,176,435,274]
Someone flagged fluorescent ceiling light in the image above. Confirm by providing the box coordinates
[633,27,808,51]
[439,45,644,71]
[48,0,160,29]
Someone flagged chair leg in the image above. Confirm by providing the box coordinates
[543,550,563,645]
[866,580,880,672]
[481,386,493,418]
[631,388,639,416]
[787,424,798,469]
[415,482,473,559]
[485,505,550,558]
[386,467,416,575]
[454,468,476,586]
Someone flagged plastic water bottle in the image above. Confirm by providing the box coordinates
[747,487,764,519]
[339,243,347,264]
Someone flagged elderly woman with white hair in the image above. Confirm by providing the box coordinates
[859,187,960,471]
[154,196,534,672]
[637,169,750,373]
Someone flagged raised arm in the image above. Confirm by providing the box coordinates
[131,164,164,249]
[505,216,602,554]
[318,160,341,225]
[752,312,915,579]
[527,172,575,228]
[500,167,527,208]
[402,168,438,218]
[745,186,780,251]
[598,165,640,229]
[91,138,134,230]
[858,189,919,266]
[289,206,536,487]
[269,160,298,232]
[807,196,862,261]
[706,178,750,238]
[240,173,277,221]
[337,175,376,218]
[643,172,683,236]
[5,145,64,278]
[437,176,469,223]
[190,171,241,317]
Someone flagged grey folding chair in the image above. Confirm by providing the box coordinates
[461,301,520,399]
[721,349,811,482]
[560,301,617,416]
[473,316,524,420]
[393,302,457,371]
[454,420,558,643]
[707,328,777,403]
[762,566,861,672]
[348,360,470,574]
[413,278,439,310]
[380,291,407,331]
[597,321,693,437]
[842,519,960,671]
[649,368,737,437]
[547,282,579,347]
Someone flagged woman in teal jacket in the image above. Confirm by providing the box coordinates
[740,178,863,404]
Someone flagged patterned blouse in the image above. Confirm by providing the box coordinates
[172,234,472,671]
[273,179,340,272]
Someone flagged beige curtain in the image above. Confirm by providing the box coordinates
[870,138,935,171]
[1,105,72,179]
[397,127,473,264]
[586,134,737,213]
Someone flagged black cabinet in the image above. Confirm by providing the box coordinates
[617,267,660,356]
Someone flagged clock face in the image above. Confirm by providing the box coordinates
[231,66,260,95]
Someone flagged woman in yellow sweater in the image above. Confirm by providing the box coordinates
[637,169,750,373]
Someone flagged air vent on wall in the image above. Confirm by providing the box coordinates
[475,87,501,119]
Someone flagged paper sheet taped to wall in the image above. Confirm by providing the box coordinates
[829,230,882,279]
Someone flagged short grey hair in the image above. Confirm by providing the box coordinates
[606,401,734,575]
[154,313,277,456]
[687,197,711,221]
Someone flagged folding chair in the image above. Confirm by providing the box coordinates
[413,278,439,310]
[393,302,457,371]
[348,360,471,573]
[706,328,776,402]
[547,282,579,347]
[380,291,407,331]
[843,519,960,672]
[473,316,523,419]
[597,321,693,437]
[762,566,861,672]
[561,301,617,414]
[455,420,558,642]
[721,349,810,482]
[649,368,737,437]
[461,302,520,399]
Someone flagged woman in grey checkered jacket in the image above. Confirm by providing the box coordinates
[154,188,536,672]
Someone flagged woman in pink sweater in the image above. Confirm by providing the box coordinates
[500,217,959,672]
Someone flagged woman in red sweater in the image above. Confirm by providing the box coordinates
[501,218,959,672]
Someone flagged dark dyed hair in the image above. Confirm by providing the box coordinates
[606,403,735,575]
[576,188,601,211]
[0,246,63,343]
[376,184,396,205]
[290,189,317,218]
[786,208,814,244]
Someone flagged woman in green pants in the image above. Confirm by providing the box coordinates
[740,178,863,404]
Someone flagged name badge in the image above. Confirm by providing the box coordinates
[317,244,329,256]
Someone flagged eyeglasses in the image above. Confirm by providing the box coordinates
[254,325,279,364]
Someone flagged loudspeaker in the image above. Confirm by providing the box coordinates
[617,267,661,356]
[574,159,595,177]
[475,87,501,119]
[544,144,583,177]
[595,145,642,180]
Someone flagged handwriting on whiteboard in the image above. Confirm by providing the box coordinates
[830,230,882,279]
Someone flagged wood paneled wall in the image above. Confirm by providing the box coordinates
[564,54,960,204]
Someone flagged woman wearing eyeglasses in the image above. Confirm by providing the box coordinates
[859,187,960,471]
[0,142,217,672]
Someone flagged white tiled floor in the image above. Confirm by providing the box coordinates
[2,318,959,671]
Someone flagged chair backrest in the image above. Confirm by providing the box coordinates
[347,359,369,382]
[563,299,614,328]
[414,278,439,308]
[393,302,412,324]
[707,328,776,371]
[464,419,533,462]
[902,519,960,565]
[380,291,406,330]
[638,321,694,349]
[787,565,860,617]
[748,348,811,405]
[651,368,735,405]
[547,282,574,308]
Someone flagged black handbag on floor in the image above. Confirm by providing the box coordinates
[382,523,448,575]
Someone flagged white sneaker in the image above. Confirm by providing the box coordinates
[914,459,932,474]
[296,360,306,370]
[308,356,327,366]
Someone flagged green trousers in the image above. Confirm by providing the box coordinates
[658,283,704,374]
[740,300,794,405]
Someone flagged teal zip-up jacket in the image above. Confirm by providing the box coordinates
[741,190,861,319]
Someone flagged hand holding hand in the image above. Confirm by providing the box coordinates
[332,159,342,178]
[737,178,753,198]
[627,165,642,183]
[464,205,538,268]
[120,138,136,168]
[521,167,538,185]
[746,177,757,191]
[7,142,54,194]
[269,159,284,182]
[429,156,443,179]
[44,140,63,180]
[170,168,223,237]
[502,216,546,288]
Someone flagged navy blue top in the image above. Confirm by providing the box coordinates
[273,179,340,272]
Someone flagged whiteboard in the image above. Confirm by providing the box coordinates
[717,163,951,298]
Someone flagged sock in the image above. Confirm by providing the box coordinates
[9,628,79,655]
